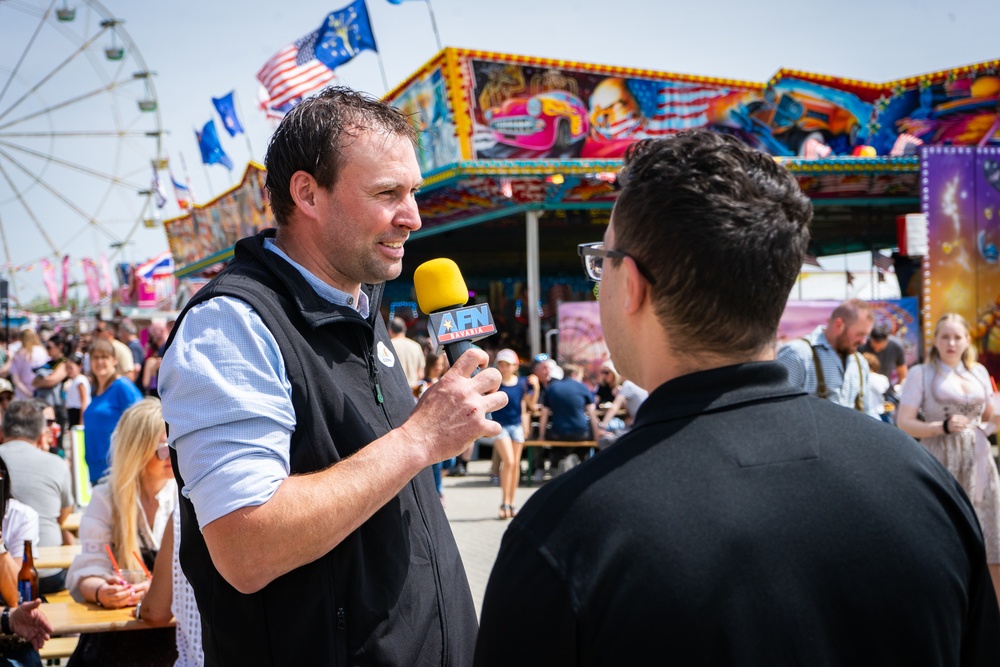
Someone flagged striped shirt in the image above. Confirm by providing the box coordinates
[777,326,880,420]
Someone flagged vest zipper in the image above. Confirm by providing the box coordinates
[337,607,346,630]
[360,332,384,405]
[368,349,384,404]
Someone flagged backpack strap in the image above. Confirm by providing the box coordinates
[801,337,828,399]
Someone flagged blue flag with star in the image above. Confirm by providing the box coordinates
[211,91,245,137]
[314,0,378,71]
[196,120,233,170]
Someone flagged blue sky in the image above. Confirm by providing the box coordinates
[1,0,998,303]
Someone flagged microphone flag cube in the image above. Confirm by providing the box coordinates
[427,304,497,352]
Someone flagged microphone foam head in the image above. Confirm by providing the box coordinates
[414,258,468,313]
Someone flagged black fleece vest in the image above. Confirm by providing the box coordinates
[164,230,477,666]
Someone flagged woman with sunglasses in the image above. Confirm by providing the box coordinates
[83,339,142,485]
[32,334,70,455]
[66,398,177,666]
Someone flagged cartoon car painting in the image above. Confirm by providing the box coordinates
[751,88,861,154]
[484,91,589,151]
[732,82,869,156]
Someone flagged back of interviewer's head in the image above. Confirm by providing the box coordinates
[612,130,812,357]
[264,86,418,225]
[2,400,44,442]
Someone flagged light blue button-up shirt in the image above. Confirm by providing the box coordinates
[777,325,879,419]
[159,239,370,529]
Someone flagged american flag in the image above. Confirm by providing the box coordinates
[598,80,729,140]
[872,251,894,272]
[257,29,336,109]
[890,132,923,157]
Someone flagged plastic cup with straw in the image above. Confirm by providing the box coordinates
[133,551,152,580]
[104,544,124,583]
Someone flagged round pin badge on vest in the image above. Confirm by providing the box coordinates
[377,340,396,368]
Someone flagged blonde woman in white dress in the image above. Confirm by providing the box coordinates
[897,313,1000,603]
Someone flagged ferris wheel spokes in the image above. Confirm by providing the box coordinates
[0,0,58,108]
[0,23,110,124]
[0,144,120,240]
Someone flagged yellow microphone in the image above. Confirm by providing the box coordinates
[414,258,497,365]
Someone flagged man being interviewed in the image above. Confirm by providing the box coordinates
[475,130,1000,665]
[160,87,506,666]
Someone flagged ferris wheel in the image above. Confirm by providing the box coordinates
[0,0,164,306]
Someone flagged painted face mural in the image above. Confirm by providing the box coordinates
[589,78,643,141]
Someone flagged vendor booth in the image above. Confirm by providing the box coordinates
[165,48,1000,361]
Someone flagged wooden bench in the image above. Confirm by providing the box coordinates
[40,635,79,661]
[522,440,597,486]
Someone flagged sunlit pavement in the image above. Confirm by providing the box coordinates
[442,459,541,617]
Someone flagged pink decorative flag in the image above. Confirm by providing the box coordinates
[99,254,113,297]
[40,259,58,307]
[61,255,70,305]
[82,258,101,304]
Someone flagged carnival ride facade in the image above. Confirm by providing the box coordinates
[164,48,1000,360]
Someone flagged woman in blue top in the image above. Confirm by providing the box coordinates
[489,349,529,519]
[83,339,142,485]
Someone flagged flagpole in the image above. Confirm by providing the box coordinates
[362,0,390,93]
[232,89,256,160]
[178,152,194,205]
[198,152,215,198]
[425,0,443,51]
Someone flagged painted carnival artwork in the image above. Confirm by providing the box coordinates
[923,147,1000,377]
[392,63,461,173]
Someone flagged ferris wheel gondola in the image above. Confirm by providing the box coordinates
[0,0,165,306]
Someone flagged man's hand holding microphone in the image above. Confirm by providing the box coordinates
[399,259,508,466]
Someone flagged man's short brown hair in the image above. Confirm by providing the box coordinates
[612,131,812,357]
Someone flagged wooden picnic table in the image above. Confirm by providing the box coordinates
[36,544,81,570]
[63,511,81,535]
[42,600,174,636]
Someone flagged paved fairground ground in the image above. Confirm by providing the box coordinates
[441,458,542,617]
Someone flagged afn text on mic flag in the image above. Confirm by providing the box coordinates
[314,0,378,71]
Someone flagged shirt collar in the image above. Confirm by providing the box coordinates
[633,361,806,428]
[263,237,370,319]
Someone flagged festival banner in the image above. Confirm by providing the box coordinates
[40,258,58,307]
[99,254,113,297]
[82,258,101,304]
[61,255,70,305]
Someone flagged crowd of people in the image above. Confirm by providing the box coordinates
[0,318,174,665]
[0,87,997,666]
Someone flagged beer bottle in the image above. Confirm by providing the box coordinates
[17,540,38,604]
